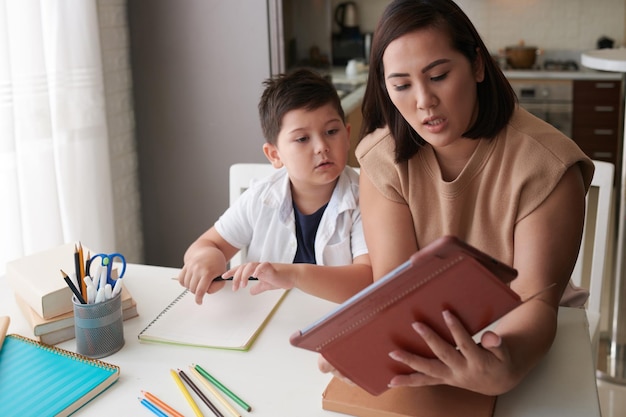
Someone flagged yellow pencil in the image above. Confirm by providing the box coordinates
[170,368,204,417]
[189,366,241,417]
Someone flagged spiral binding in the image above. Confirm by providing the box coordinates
[138,289,189,339]
[8,334,119,372]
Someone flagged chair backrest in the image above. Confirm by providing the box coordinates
[228,163,360,266]
[571,159,615,317]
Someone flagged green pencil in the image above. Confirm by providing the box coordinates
[193,363,252,412]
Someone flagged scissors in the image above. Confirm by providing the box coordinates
[89,252,127,287]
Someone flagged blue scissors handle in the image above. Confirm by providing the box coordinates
[90,252,127,286]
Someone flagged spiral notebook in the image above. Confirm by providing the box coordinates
[138,284,288,351]
[0,334,119,417]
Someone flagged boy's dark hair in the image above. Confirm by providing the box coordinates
[259,68,345,145]
[362,0,516,163]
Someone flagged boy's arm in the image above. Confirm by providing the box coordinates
[178,226,240,304]
[228,255,373,303]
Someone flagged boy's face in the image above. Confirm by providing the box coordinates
[263,103,350,190]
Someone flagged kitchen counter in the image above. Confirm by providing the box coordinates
[333,66,622,115]
[504,68,622,80]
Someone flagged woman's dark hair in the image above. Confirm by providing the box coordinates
[259,68,345,145]
[361,0,516,162]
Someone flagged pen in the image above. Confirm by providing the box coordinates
[213,276,258,282]
[194,364,252,412]
[190,366,241,417]
[138,396,169,417]
[111,277,124,298]
[178,369,224,417]
[61,269,86,304]
[141,391,185,417]
[171,368,204,417]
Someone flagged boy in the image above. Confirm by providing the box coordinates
[178,69,371,304]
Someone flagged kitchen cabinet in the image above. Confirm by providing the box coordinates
[346,103,362,167]
[572,79,623,168]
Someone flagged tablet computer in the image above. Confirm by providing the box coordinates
[290,235,520,396]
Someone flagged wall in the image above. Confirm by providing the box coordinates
[333,0,626,53]
[96,0,144,264]
[127,1,271,267]
[99,0,626,267]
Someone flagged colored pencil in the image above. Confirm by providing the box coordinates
[178,369,224,417]
[138,397,168,417]
[189,366,241,417]
[171,368,204,417]
[141,391,185,417]
[74,244,86,298]
[194,364,251,412]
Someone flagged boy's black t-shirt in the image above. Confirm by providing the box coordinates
[293,202,328,264]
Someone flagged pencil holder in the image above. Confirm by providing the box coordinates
[73,291,124,358]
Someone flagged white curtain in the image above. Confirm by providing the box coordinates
[0,0,116,273]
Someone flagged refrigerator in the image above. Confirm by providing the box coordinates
[128,1,332,267]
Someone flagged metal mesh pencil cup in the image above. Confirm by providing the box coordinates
[73,291,125,358]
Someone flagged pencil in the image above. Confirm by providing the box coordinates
[61,269,86,304]
[190,366,241,417]
[74,244,86,298]
[170,368,204,417]
[138,396,169,417]
[178,369,224,417]
[194,364,252,412]
[142,391,185,417]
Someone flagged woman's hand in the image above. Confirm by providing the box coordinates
[317,355,356,386]
[388,310,520,396]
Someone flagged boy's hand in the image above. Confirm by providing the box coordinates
[225,261,294,294]
[178,260,226,304]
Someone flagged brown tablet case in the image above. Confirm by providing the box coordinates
[322,377,497,417]
[290,235,520,396]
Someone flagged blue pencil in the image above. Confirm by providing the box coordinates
[139,397,168,417]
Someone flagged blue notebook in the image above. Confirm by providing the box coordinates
[0,334,119,417]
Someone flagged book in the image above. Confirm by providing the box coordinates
[138,283,288,351]
[290,235,521,396]
[0,334,120,417]
[322,377,496,417]
[16,295,139,345]
[6,243,88,319]
[14,285,136,336]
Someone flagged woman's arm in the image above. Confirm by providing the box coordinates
[358,169,418,279]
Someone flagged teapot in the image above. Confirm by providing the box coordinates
[335,2,359,35]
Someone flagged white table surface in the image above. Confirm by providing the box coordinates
[0,263,601,416]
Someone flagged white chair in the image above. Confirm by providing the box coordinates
[571,159,615,363]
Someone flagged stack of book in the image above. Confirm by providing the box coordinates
[6,243,138,345]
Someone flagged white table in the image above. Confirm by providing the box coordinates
[582,48,626,385]
[0,264,601,416]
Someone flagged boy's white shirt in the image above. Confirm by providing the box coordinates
[215,167,367,266]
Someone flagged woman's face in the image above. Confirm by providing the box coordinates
[382,27,484,151]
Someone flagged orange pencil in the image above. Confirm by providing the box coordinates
[141,391,185,417]
[74,245,86,298]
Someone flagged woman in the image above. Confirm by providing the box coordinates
[320,0,594,396]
